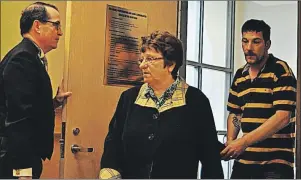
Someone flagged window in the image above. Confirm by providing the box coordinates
[182,1,235,131]
[186,65,198,88]
[178,1,235,178]
[201,69,227,130]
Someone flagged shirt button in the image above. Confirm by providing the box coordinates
[148,134,155,140]
[152,113,158,119]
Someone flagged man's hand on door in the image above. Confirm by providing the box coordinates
[54,78,72,108]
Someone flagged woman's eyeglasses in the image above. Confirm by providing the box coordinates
[137,56,163,65]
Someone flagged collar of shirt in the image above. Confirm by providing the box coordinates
[38,48,46,60]
[30,41,48,71]
[145,77,180,108]
[242,53,274,75]
[135,76,188,113]
[27,38,46,63]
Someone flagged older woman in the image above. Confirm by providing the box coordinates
[99,31,224,179]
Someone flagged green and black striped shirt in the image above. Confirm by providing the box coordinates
[227,54,296,167]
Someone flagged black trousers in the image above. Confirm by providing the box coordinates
[231,161,294,179]
[0,154,43,179]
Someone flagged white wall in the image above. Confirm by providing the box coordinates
[234,1,298,75]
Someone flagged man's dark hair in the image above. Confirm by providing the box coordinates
[20,2,59,35]
[241,19,271,42]
[141,31,183,79]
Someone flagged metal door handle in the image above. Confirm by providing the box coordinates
[71,144,94,154]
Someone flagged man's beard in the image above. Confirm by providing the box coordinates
[245,51,265,65]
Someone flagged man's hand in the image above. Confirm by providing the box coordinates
[221,138,248,161]
[225,139,233,147]
[54,79,72,105]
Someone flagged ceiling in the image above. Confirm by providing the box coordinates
[252,1,297,6]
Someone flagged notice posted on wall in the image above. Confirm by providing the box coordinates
[104,4,148,86]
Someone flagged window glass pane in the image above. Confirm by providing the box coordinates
[202,1,228,67]
[201,68,227,130]
[218,134,228,178]
[218,134,227,144]
[186,1,200,62]
[186,65,198,88]
[218,134,234,179]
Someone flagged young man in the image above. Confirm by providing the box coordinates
[0,2,71,178]
[221,19,296,178]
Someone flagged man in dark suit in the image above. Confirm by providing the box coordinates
[0,2,71,179]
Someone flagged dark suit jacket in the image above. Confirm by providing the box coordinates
[0,38,55,169]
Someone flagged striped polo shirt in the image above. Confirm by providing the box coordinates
[227,54,296,167]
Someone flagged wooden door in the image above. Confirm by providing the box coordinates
[61,1,178,178]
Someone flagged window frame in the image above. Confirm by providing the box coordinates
[178,1,236,131]
[177,1,236,177]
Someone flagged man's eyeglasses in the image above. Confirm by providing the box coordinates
[43,20,61,30]
[137,56,163,65]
